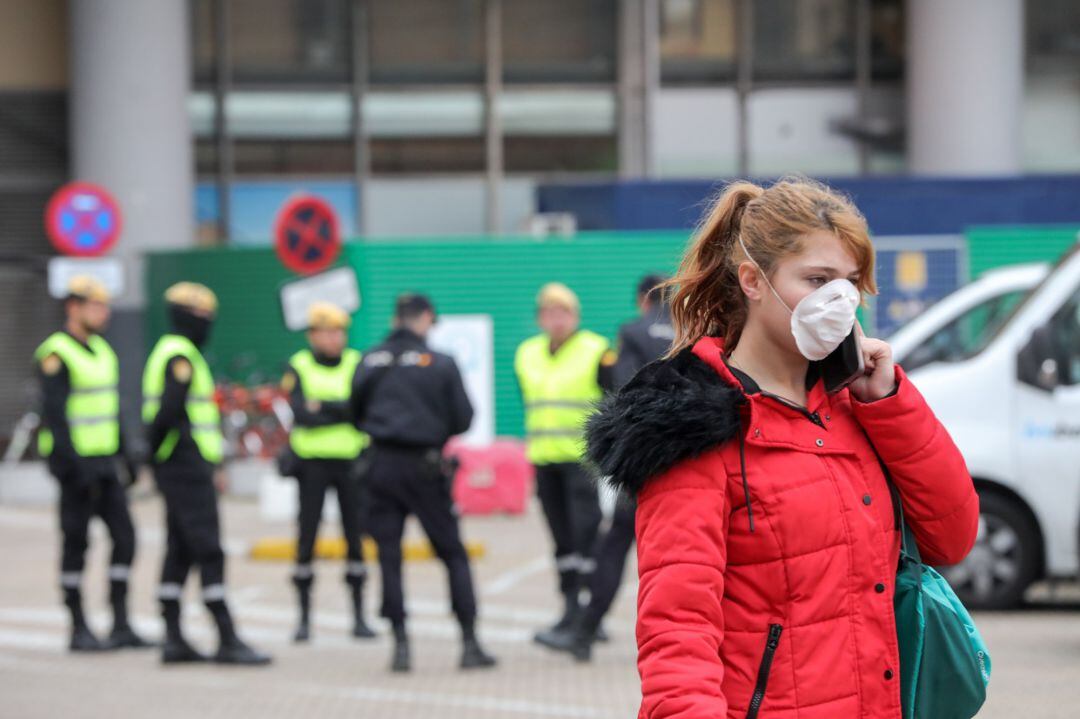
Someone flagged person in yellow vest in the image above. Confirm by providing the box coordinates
[143,282,270,666]
[280,302,375,643]
[514,282,616,649]
[35,276,152,652]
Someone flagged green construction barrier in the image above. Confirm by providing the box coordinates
[966,226,1080,279]
[146,232,689,437]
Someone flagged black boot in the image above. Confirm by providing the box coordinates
[107,581,155,649]
[207,599,272,666]
[65,588,107,653]
[348,578,376,639]
[160,599,209,664]
[390,622,411,673]
[537,612,598,662]
[292,575,312,643]
[534,591,580,649]
[459,618,497,670]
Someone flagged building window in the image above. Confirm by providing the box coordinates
[1027,0,1080,71]
[504,136,617,173]
[660,0,738,85]
[370,137,486,174]
[369,0,485,85]
[502,0,617,83]
[870,0,903,81]
[753,0,855,82]
[233,139,356,175]
[229,0,352,85]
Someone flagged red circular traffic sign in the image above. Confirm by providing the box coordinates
[273,195,341,275]
[44,182,122,257]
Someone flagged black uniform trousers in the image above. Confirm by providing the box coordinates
[56,457,136,589]
[154,460,227,602]
[366,444,477,625]
[295,458,368,583]
[581,496,636,633]
[534,462,603,596]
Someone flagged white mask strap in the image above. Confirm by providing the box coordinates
[738,235,792,313]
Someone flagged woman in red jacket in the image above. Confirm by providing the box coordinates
[587,177,979,719]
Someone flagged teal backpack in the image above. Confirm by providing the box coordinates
[893,503,992,719]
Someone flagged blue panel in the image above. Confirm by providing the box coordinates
[874,247,961,336]
[537,175,1080,236]
[195,181,358,244]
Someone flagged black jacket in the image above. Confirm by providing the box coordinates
[350,328,473,449]
[613,303,674,390]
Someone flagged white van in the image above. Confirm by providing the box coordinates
[896,242,1080,609]
[890,262,1048,373]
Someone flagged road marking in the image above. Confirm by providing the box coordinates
[483,555,551,597]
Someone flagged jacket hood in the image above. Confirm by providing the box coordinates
[585,345,744,495]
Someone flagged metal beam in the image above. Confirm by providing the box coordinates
[213,0,233,243]
[483,0,503,234]
[735,0,753,177]
[350,0,371,236]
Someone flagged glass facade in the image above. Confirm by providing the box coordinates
[187,0,1079,231]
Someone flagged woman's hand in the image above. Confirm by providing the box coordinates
[849,336,897,403]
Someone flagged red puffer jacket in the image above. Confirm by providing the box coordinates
[587,336,979,719]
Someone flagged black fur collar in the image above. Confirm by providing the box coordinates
[585,347,744,495]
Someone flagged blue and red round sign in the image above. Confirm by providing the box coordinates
[45,182,122,257]
[273,195,342,275]
[272,193,339,274]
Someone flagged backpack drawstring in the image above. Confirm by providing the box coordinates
[738,419,754,533]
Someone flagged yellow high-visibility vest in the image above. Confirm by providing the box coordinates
[35,332,120,458]
[288,348,368,459]
[142,334,223,464]
[514,330,608,465]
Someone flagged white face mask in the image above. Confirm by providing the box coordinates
[739,237,861,361]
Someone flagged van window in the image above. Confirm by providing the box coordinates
[1047,288,1080,386]
[903,290,1028,372]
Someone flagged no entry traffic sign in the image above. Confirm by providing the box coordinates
[273,195,342,275]
[44,182,122,257]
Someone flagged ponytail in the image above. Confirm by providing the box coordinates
[663,181,765,356]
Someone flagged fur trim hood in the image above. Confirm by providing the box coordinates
[585,347,743,495]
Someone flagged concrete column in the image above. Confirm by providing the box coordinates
[69,1,195,433]
[69,0,194,306]
[617,0,652,178]
[907,0,1023,175]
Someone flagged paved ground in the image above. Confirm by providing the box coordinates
[0,490,1078,718]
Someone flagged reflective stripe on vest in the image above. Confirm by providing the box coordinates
[288,348,369,460]
[142,334,224,464]
[514,330,608,465]
[34,333,120,458]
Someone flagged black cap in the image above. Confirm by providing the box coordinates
[638,273,667,303]
[395,293,436,321]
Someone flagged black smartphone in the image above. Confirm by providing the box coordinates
[821,326,865,394]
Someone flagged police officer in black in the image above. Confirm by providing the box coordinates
[546,274,672,661]
[351,294,496,673]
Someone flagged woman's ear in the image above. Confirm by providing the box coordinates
[737,262,764,303]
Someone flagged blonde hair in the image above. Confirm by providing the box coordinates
[536,282,581,314]
[664,176,877,356]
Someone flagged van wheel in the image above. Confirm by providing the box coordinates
[938,492,1040,610]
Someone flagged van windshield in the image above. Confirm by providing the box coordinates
[941,242,1080,367]
[902,288,1030,372]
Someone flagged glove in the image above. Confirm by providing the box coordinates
[276,446,301,479]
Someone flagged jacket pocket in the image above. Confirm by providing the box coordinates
[746,624,783,719]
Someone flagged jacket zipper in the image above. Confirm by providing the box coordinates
[758,391,825,427]
[746,624,783,719]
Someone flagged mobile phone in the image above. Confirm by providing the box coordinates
[821,325,865,395]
